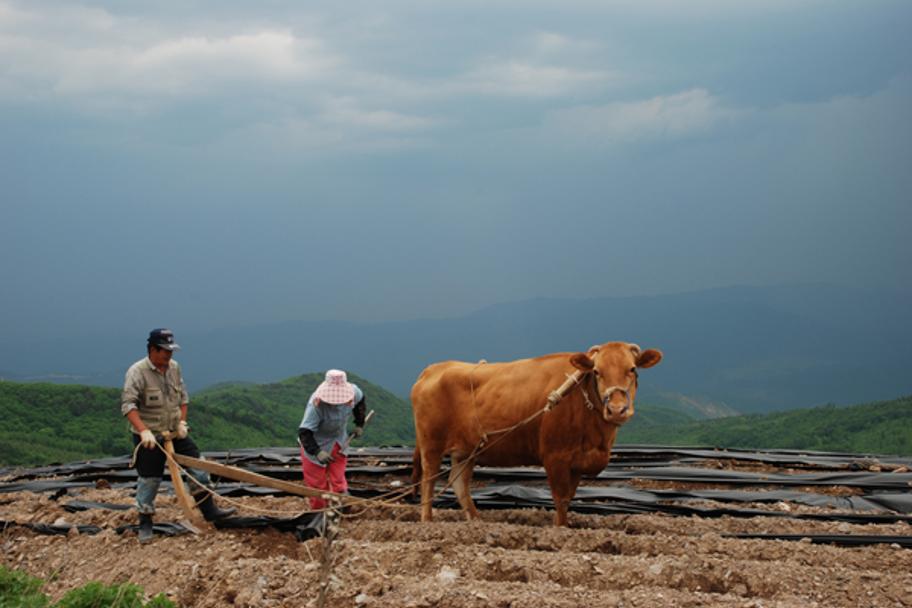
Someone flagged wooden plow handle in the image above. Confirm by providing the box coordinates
[172,453,356,504]
[162,437,209,532]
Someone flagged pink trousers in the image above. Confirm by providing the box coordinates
[300,442,348,510]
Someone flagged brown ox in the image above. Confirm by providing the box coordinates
[410,341,662,526]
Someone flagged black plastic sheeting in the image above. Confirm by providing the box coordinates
[2,508,325,542]
[58,497,327,540]
[1,480,101,494]
[593,467,912,490]
[7,445,910,482]
[559,484,912,515]
[3,446,911,508]
[64,500,132,512]
[3,446,911,547]
[207,512,325,541]
[434,484,912,524]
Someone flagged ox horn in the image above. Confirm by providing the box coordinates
[629,343,642,357]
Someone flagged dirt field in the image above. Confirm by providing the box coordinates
[2,448,911,607]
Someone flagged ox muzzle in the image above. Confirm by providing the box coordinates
[581,374,633,422]
[599,385,632,421]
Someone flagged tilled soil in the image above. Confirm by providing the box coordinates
[2,486,911,608]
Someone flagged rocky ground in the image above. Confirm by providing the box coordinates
[2,452,911,607]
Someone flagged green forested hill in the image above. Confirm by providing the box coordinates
[0,373,414,467]
[190,372,414,450]
[0,382,127,466]
[3,377,911,467]
[618,395,912,456]
[623,402,697,429]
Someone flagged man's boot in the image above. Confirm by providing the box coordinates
[138,513,154,544]
[194,492,236,521]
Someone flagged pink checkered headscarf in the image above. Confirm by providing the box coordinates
[314,369,355,405]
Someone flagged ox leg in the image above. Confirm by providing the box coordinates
[448,454,479,520]
[419,450,443,522]
[545,466,582,527]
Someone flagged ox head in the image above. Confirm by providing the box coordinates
[568,342,662,424]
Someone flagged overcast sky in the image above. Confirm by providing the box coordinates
[1,0,910,342]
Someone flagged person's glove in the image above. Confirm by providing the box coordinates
[316,450,334,465]
[139,429,157,449]
[352,426,364,438]
[177,420,189,439]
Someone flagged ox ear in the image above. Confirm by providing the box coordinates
[570,352,595,371]
[636,348,663,369]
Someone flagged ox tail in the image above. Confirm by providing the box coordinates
[408,444,422,503]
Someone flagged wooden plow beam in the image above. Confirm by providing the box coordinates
[163,439,209,533]
[173,411,376,507]
[172,453,354,504]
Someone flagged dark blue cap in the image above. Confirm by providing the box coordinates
[148,328,181,351]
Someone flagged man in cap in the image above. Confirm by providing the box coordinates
[297,369,366,509]
[122,328,235,543]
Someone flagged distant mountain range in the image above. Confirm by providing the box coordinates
[2,284,910,414]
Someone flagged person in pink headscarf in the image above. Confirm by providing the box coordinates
[297,369,366,509]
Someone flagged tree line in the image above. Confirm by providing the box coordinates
[2,378,910,467]
[0,373,415,467]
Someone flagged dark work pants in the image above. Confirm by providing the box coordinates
[131,434,211,514]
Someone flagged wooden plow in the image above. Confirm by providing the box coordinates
[172,452,346,501]
[160,413,375,529]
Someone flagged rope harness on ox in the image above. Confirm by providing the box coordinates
[580,370,636,421]
[435,360,634,507]
[345,364,618,514]
[128,362,638,524]
[471,362,596,447]
[475,362,635,441]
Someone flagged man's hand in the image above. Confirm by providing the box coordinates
[177,420,189,439]
[316,450,334,465]
[352,426,364,438]
[139,429,156,449]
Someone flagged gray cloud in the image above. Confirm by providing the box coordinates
[1,0,909,343]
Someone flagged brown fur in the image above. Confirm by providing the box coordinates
[410,341,662,526]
